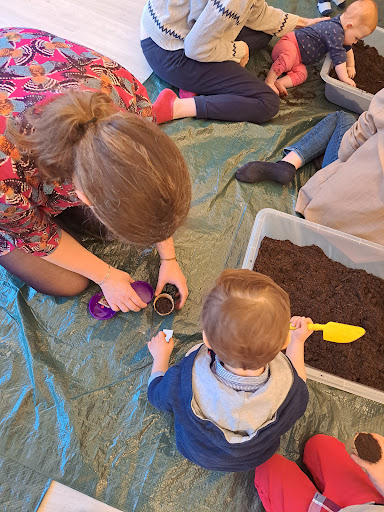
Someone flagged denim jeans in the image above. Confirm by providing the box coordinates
[283,111,356,168]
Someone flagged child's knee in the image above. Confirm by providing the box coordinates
[336,111,356,125]
[288,67,308,87]
[254,454,287,487]
[304,434,342,460]
[272,59,289,77]
[271,50,296,76]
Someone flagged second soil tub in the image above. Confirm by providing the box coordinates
[320,26,384,114]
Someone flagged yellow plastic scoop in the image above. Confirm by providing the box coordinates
[290,321,366,343]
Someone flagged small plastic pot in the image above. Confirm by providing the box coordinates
[89,280,154,320]
[89,292,117,320]
[153,293,175,316]
[131,280,154,304]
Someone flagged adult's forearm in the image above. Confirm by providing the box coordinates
[295,17,307,28]
[156,237,176,259]
[295,16,325,29]
[44,230,109,284]
[246,3,297,37]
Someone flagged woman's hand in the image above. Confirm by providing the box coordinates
[296,17,329,28]
[101,267,147,312]
[155,259,188,309]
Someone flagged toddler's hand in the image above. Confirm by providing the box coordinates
[347,66,356,79]
[290,316,314,344]
[148,331,174,361]
[343,77,356,87]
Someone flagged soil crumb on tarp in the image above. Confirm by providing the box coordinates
[253,237,384,391]
[355,433,382,463]
[329,40,384,95]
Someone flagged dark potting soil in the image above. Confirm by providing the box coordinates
[329,40,384,95]
[355,433,382,463]
[162,283,179,301]
[155,296,173,315]
[253,237,384,391]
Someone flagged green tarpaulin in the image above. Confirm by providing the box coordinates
[1,2,384,509]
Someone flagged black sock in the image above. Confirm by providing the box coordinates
[235,160,296,185]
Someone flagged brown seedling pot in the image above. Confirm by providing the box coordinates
[153,293,175,316]
[345,433,382,464]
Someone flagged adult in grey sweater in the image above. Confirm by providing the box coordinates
[140,0,325,124]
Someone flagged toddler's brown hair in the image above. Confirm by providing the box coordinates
[6,90,191,246]
[201,269,290,370]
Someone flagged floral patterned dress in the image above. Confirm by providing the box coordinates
[0,27,153,257]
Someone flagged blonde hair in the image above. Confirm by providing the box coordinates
[201,269,291,370]
[6,90,191,246]
[345,0,378,32]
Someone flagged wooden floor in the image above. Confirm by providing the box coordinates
[1,0,152,83]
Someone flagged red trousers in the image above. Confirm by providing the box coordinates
[271,32,308,87]
[254,435,384,512]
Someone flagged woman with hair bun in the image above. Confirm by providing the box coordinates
[0,28,191,312]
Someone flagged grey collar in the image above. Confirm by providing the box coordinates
[212,355,270,392]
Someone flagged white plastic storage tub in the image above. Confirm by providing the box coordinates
[242,208,384,404]
[320,26,384,114]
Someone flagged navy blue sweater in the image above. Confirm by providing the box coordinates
[148,349,309,472]
[296,16,351,66]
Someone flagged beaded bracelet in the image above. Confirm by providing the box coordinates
[97,264,111,285]
[160,257,177,261]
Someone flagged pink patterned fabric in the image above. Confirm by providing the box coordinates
[0,27,153,256]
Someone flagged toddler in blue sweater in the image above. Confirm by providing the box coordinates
[147,269,313,472]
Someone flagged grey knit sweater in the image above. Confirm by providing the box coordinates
[141,0,299,63]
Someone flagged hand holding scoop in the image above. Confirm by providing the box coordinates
[290,321,365,343]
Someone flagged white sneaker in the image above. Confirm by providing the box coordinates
[317,1,332,15]
[332,0,346,7]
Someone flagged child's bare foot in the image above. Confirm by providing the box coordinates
[275,81,288,97]
[265,80,279,95]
